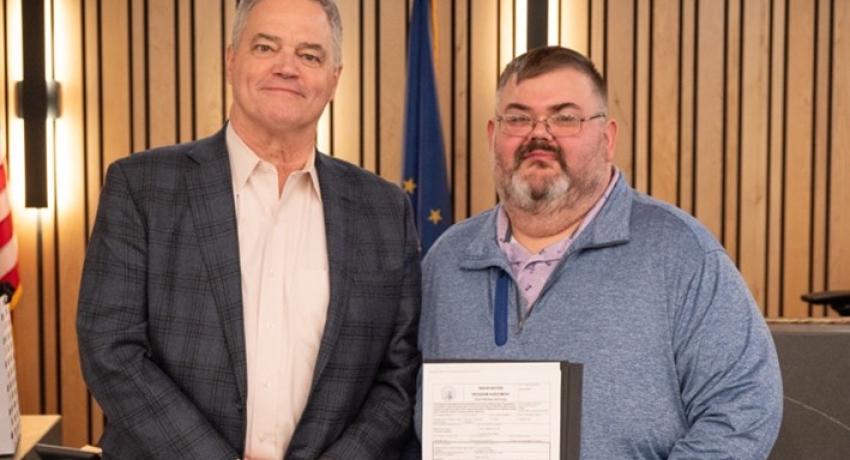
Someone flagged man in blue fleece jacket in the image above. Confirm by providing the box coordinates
[417,46,782,459]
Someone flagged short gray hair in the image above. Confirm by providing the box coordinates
[231,0,343,66]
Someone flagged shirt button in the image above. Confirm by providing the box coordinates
[263,381,271,389]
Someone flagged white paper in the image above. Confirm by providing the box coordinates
[422,362,562,460]
[0,297,20,455]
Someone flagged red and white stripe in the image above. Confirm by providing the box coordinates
[0,158,20,307]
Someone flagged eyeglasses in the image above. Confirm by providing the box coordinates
[495,112,607,137]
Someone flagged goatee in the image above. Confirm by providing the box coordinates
[495,139,572,215]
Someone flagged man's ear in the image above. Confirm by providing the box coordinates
[487,119,496,148]
[225,45,234,84]
[603,118,618,162]
[327,65,343,102]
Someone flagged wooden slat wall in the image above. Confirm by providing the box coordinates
[1,0,848,447]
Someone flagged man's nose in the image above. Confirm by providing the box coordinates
[529,118,554,140]
[271,50,299,77]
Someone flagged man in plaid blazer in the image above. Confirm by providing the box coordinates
[76,1,420,458]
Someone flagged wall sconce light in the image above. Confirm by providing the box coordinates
[16,0,60,209]
[526,0,549,50]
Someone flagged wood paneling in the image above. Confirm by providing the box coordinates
[767,0,786,318]
[193,0,225,138]
[605,0,633,183]
[53,0,88,446]
[634,0,649,192]
[649,0,679,205]
[376,0,405,182]
[833,0,850,299]
[469,0,497,215]
[451,0,469,221]
[3,0,849,448]
[694,0,724,237]
[783,0,815,318]
[559,0,588,53]
[333,0,361,166]
[739,0,770,312]
[723,0,741,258]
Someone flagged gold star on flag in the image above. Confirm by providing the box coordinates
[428,209,443,225]
[403,178,417,194]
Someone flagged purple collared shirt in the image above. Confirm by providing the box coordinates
[497,170,620,312]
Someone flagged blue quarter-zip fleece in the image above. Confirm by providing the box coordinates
[417,177,782,459]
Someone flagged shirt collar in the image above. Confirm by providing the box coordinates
[225,122,322,199]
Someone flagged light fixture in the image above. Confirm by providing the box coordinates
[16,0,60,208]
[526,0,549,50]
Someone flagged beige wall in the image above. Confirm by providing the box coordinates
[1,0,848,447]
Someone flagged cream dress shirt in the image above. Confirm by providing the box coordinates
[226,124,329,460]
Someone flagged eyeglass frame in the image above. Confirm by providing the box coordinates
[494,111,607,137]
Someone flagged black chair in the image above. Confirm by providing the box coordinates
[800,291,850,316]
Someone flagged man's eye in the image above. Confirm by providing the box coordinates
[504,116,532,126]
[551,114,579,126]
[252,44,274,53]
[299,52,323,66]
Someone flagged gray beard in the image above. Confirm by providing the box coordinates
[497,167,572,215]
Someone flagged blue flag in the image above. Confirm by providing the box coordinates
[403,0,452,255]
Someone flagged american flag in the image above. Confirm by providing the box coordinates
[0,157,20,308]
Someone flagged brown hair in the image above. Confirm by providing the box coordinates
[498,46,607,108]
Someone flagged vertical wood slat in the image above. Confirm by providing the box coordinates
[83,0,105,440]
[723,0,741,260]
[223,0,234,114]
[831,0,850,295]
[452,0,470,222]
[377,0,405,183]
[783,0,815,318]
[559,0,588,54]
[100,0,131,171]
[53,0,88,447]
[809,0,830,316]
[362,0,377,173]
[678,0,695,213]
[498,0,513,68]
[806,0,830,316]
[333,0,361,165]
[148,0,177,148]
[469,0,497,215]
[649,0,679,204]
[606,0,633,183]
[435,0,453,198]
[766,0,786,317]
[634,0,650,193]
[177,0,193,143]
[193,0,223,138]
[694,0,724,238]
[739,0,771,312]
[588,0,604,72]
[84,0,100,234]
[130,0,145,152]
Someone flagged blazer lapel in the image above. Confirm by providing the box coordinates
[311,153,356,390]
[184,129,248,403]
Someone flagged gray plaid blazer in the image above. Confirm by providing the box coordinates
[77,128,422,459]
